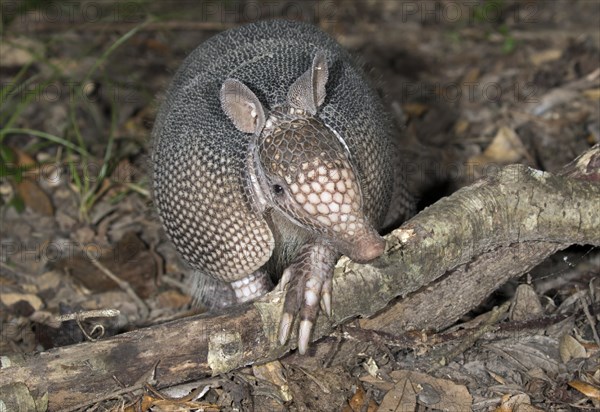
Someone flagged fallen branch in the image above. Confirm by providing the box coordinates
[0,146,598,411]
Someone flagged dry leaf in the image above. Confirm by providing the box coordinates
[379,370,472,411]
[0,292,43,310]
[347,385,366,412]
[135,394,217,412]
[583,88,600,100]
[529,49,562,66]
[156,290,192,309]
[489,370,506,384]
[0,36,45,67]
[252,360,292,402]
[36,271,61,292]
[515,404,546,412]
[379,373,417,412]
[510,284,544,321]
[568,380,600,400]
[13,147,36,168]
[402,103,429,117]
[468,126,531,176]
[359,374,395,391]
[526,367,549,381]
[486,336,561,375]
[363,357,379,376]
[498,393,532,411]
[531,88,579,116]
[559,334,587,363]
[493,394,512,412]
[51,232,157,298]
[463,67,481,83]
[454,119,470,135]
[15,179,54,216]
[482,126,529,163]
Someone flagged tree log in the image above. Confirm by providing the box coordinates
[1,146,598,411]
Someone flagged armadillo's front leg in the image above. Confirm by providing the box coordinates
[277,241,340,354]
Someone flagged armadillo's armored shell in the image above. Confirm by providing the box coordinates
[152,20,395,283]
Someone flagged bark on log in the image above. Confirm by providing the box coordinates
[1,145,598,411]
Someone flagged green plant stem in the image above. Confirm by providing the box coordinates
[0,128,90,156]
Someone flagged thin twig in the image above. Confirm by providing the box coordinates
[580,285,600,346]
[428,301,511,373]
[89,258,150,320]
[56,309,120,322]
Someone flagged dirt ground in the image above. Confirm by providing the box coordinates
[1,1,599,411]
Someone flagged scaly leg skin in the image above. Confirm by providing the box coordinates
[277,241,340,355]
[230,270,273,303]
[193,270,272,309]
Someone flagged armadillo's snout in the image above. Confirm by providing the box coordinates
[349,231,386,263]
[335,221,386,263]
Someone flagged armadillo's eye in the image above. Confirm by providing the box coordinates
[272,184,284,195]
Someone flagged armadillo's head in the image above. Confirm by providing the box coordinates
[255,111,384,262]
[220,51,385,263]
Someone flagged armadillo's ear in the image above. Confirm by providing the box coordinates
[287,50,329,115]
[220,79,266,135]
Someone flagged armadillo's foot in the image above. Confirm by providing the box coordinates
[231,271,273,304]
[277,242,339,355]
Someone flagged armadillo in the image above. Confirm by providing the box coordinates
[152,20,413,354]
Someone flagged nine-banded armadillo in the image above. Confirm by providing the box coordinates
[152,19,412,354]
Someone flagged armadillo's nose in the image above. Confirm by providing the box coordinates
[348,232,386,263]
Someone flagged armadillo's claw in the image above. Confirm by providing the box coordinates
[278,313,294,345]
[278,262,306,345]
[298,320,313,355]
[276,267,292,292]
[321,279,332,317]
[321,293,332,318]
[277,242,339,354]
